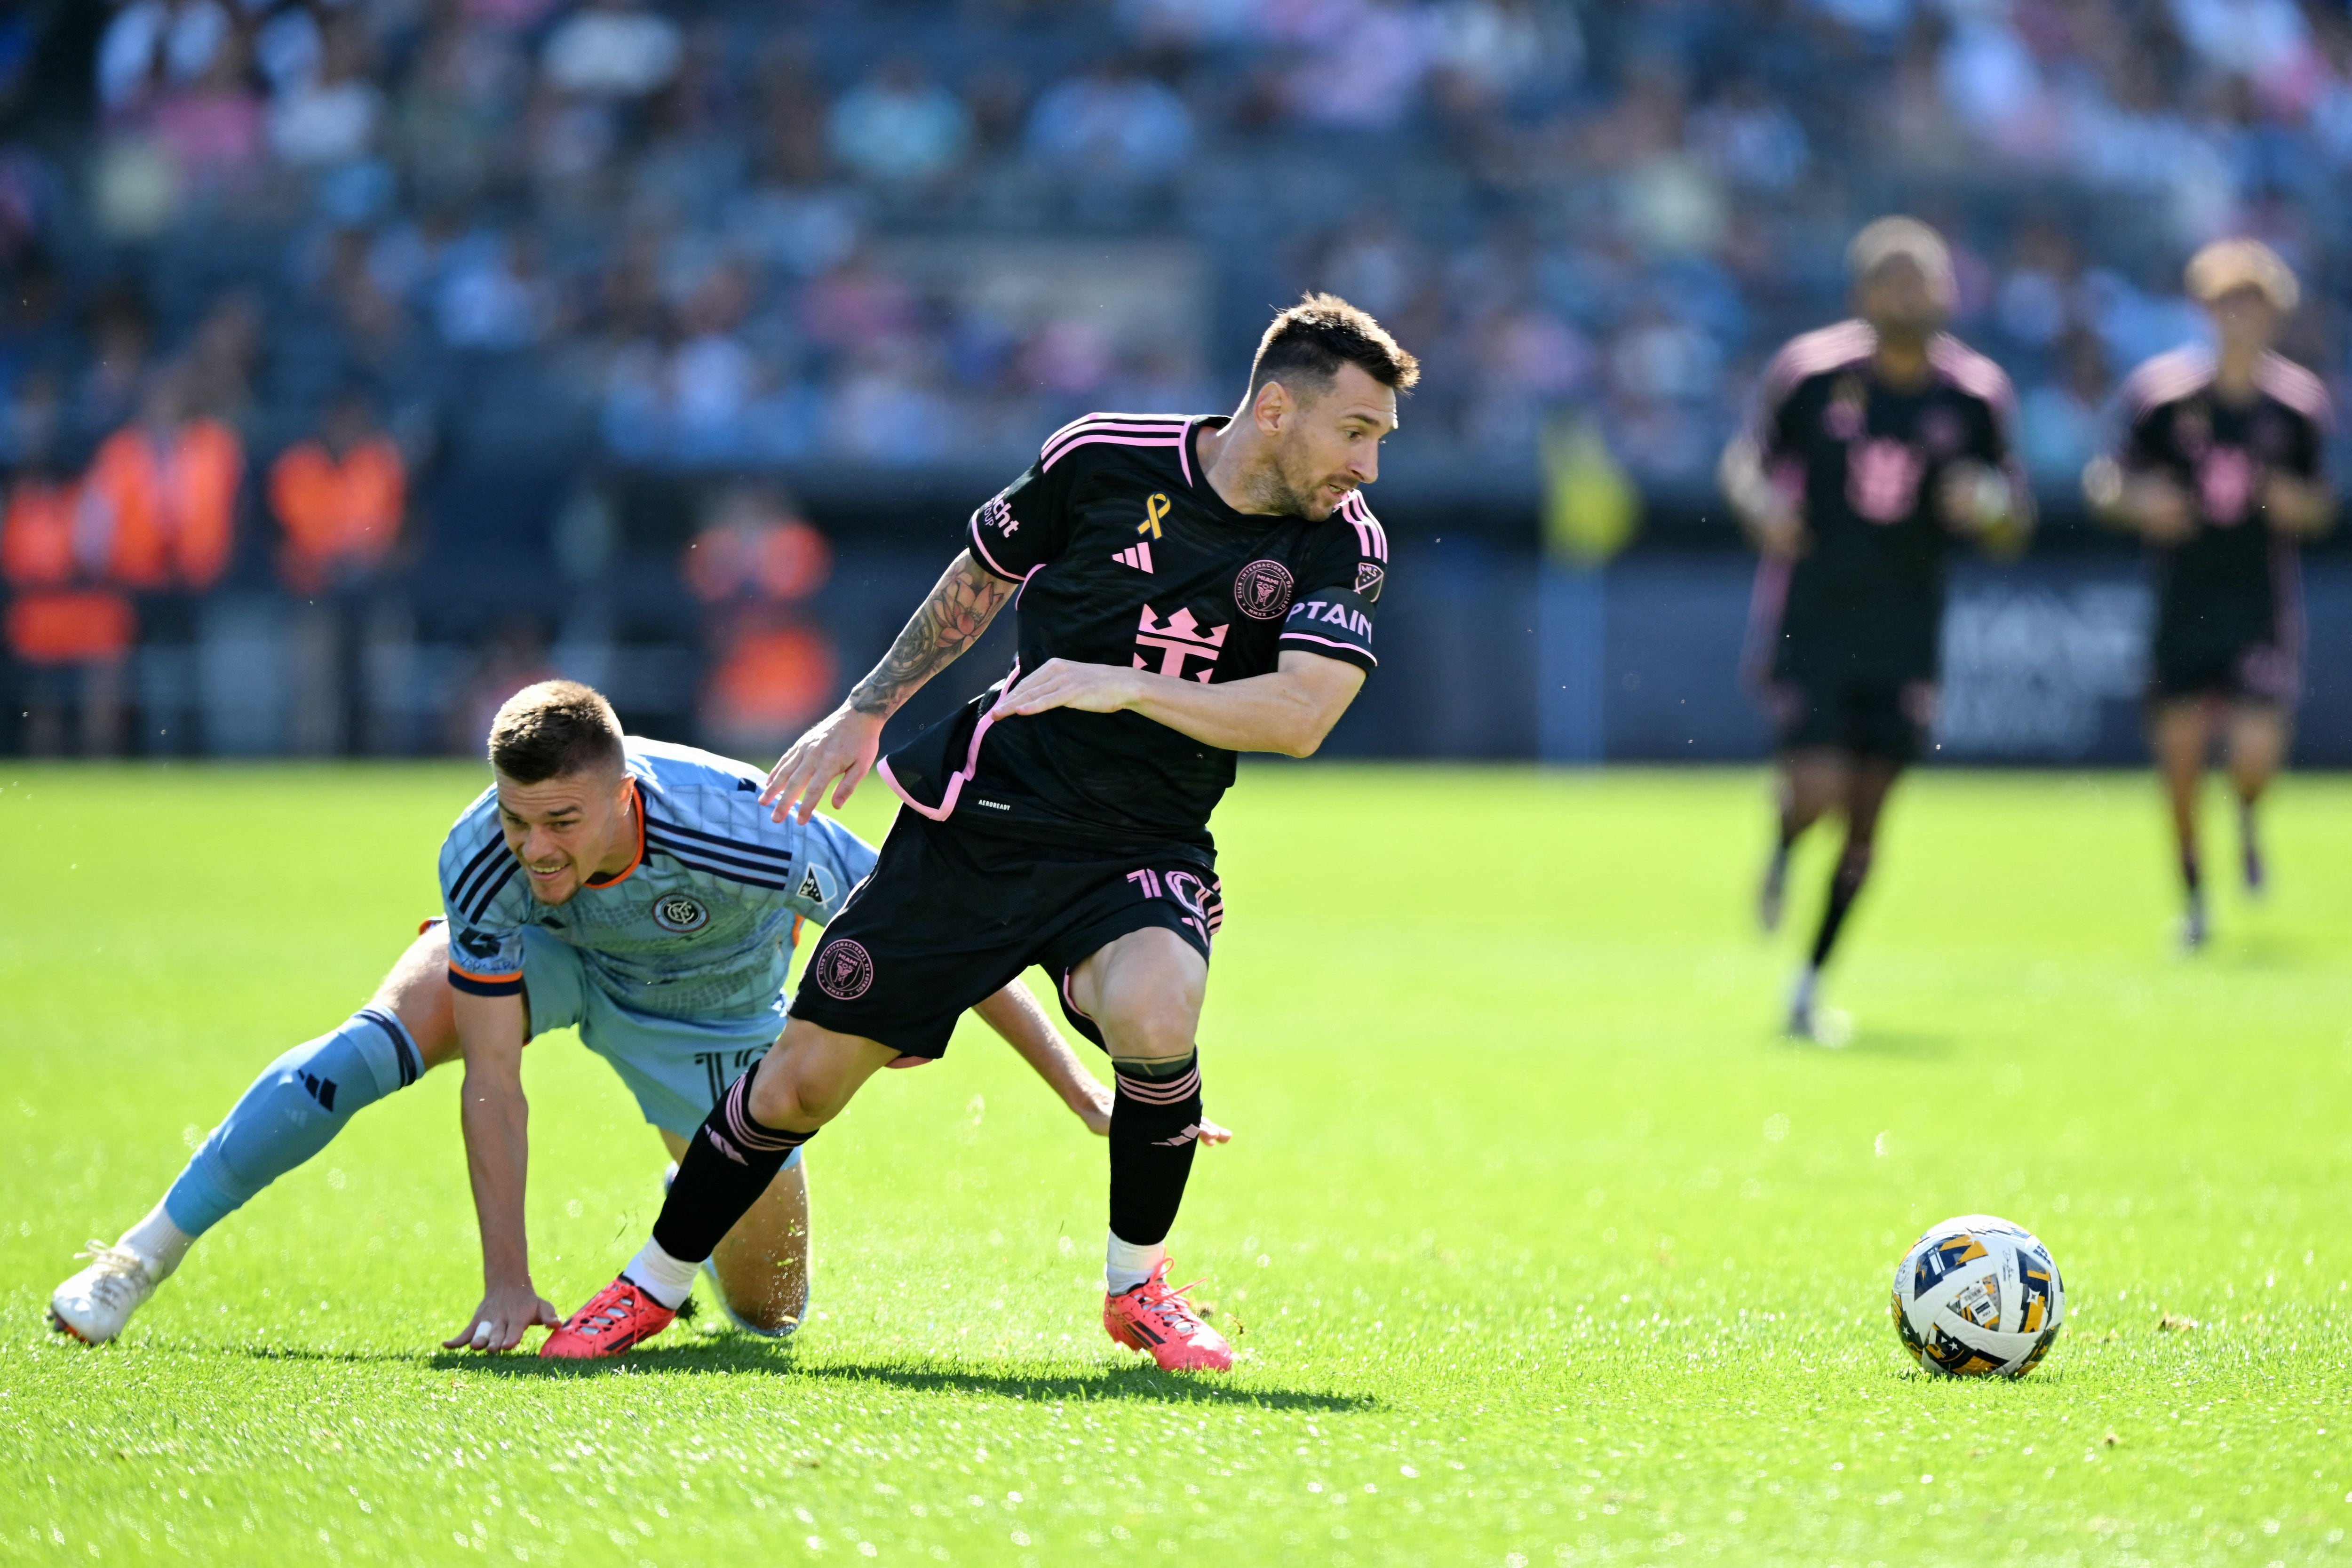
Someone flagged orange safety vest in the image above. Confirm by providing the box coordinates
[82,420,244,591]
[269,436,404,592]
[1,476,136,663]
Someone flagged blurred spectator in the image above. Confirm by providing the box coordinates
[82,368,240,597]
[1025,63,1196,182]
[270,384,413,754]
[436,229,556,350]
[269,13,383,168]
[270,385,405,597]
[2,406,131,755]
[827,60,971,184]
[684,484,837,755]
[73,366,241,754]
[541,0,683,101]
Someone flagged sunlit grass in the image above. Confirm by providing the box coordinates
[3,762,2349,1564]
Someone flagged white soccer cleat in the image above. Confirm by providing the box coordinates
[1786,1000,1852,1049]
[48,1242,163,1345]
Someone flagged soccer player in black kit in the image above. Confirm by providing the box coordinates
[543,296,1414,1367]
[2086,239,2333,949]
[1721,218,2033,1043]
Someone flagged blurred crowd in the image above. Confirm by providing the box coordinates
[3,0,2350,753]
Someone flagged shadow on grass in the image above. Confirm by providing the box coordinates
[435,1343,1374,1409]
[1764,1027,1956,1060]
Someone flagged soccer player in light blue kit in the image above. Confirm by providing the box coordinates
[48,680,1159,1348]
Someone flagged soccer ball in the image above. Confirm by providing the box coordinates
[1889,1214,2065,1377]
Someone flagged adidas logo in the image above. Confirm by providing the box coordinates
[1113,542,1154,573]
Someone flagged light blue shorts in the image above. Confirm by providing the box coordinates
[521,927,793,1146]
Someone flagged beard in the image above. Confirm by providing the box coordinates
[1263,455,1346,520]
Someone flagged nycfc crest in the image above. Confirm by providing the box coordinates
[1233,559,1295,620]
[814,939,874,1000]
[651,894,709,933]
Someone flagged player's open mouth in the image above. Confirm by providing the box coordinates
[527,864,568,879]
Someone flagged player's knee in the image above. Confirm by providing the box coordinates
[745,1063,847,1130]
[1097,1004,1197,1064]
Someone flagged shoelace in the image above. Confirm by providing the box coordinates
[1134,1277,1214,1341]
[70,1242,151,1308]
[579,1288,652,1336]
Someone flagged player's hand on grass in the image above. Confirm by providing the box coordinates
[989,659,1141,720]
[444,1281,563,1352]
[760,705,885,824]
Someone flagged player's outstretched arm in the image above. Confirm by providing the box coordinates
[991,649,1364,758]
[969,979,1230,1144]
[761,549,1017,823]
[444,991,561,1352]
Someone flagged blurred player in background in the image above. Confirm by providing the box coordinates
[1721,218,2033,1043]
[46,681,1157,1349]
[2085,240,2333,949]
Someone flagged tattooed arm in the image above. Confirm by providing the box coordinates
[759,550,1017,823]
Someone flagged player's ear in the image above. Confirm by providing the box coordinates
[1252,379,1290,433]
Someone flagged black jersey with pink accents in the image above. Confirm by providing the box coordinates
[1746,322,2020,686]
[2113,346,2330,696]
[878,412,1388,847]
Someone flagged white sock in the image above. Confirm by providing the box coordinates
[1789,967,1820,1015]
[1104,1232,1166,1296]
[118,1202,194,1281]
[623,1239,701,1311]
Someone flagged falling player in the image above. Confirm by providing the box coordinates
[541,294,1413,1369]
[2085,239,2333,948]
[1721,218,2033,1043]
[45,681,1159,1348]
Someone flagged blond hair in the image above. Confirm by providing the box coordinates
[1847,216,1955,303]
[2186,238,2299,312]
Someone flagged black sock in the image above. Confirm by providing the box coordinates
[2181,848,2203,897]
[1108,1053,1202,1250]
[651,1070,815,1264]
[1808,846,1872,970]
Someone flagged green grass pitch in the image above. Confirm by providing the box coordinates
[4,762,2351,1566]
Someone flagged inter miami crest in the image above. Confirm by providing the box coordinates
[1233,558,1295,620]
[651,894,709,933]
[814,939,874,1000]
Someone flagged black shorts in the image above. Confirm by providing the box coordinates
[2148,637,2296,707]
[789,809,1224,1059]
[1770,678,1934,763]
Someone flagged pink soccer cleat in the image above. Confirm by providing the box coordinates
[1103,1259,1232,1372]
[539,1276,676,1359]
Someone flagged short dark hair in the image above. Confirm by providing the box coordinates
[488,680,625,783]
[1248,293,1420,400]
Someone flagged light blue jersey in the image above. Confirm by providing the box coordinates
[437,737,876,1133]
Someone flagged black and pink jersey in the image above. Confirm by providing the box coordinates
[1744,321,2020,687]
[2111,346,2330,681]
[879,412,1389,846]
